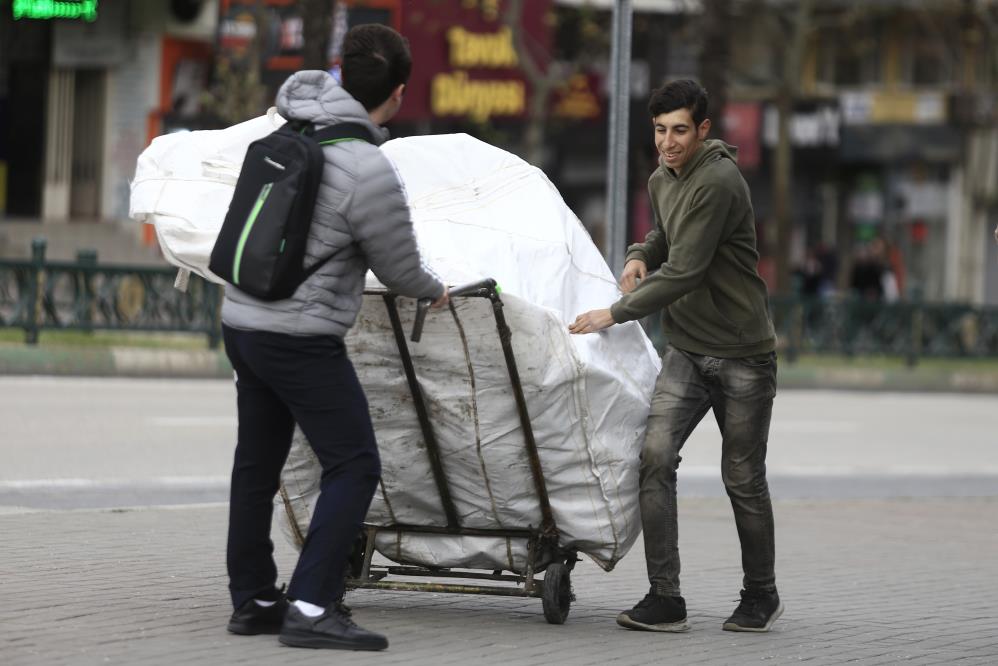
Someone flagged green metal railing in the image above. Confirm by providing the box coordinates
[639,294,998,367]
[3,238,998,365]
[0,238,223,348]
[769,295,998,366]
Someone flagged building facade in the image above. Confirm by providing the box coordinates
[722,0,998,305]
[2,0,995,305]
[0,0,216,227]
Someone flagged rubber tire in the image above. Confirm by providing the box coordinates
[541,562,572,624]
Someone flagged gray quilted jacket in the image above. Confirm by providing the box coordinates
[221,70,444,338]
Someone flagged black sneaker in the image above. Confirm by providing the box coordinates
[722,589,784,632]
[227,595,289,635]
[616,588,690,632]
[279,602,388,651]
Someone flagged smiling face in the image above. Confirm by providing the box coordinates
[653,108,711,174]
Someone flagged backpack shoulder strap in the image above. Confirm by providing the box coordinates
[296,122,376,284]
[312,122,375,146]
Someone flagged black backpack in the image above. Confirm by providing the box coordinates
[209,121,374,301]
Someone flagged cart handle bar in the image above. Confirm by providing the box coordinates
[411,279,499,342]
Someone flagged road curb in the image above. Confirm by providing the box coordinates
[0,345,232,379]
[778,365,998,393]
[2,344,998,391]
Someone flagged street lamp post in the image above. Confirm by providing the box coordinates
[606,0,633,279]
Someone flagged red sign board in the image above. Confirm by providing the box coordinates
[723,102,762,171]
[397,0,552,123]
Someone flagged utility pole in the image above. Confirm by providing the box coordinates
[606,0,633,278]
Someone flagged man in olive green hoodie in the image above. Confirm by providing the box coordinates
[570,80,782,633]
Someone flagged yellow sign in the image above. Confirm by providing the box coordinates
[431,71,525,122]
[447,26,518,69]
[871,92,946,124]
[843,91,948,125]
[554,74,600,120]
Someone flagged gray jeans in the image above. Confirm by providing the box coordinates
[640,345,777,597]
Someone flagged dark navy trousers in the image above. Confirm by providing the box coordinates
[222,324,381,609]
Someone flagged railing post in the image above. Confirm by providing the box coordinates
[841,295,855,358]
[786,282,803,364]
[907,288,923,368]
[208,283,223,349]
[76,248,97,333]
[25,238,46,345]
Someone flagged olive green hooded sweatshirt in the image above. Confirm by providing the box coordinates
[610,139,775,358]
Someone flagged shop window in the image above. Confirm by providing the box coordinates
[908,23,953,87]
[816,24,880,87]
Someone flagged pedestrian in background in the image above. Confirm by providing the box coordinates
[221,24,447,651]
[570,79,782,634]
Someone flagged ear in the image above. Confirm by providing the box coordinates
[392,83,406,102]
[698,118,711,140]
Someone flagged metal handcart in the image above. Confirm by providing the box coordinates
[345,279,579,624]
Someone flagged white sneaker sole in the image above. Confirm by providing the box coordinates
[722,602,784,632]
[616,612,690,633]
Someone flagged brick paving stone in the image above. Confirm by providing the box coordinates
[2,497,997,665]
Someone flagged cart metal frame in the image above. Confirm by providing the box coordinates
[346,279,578,624]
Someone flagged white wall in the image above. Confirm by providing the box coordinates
[101,0,219,223]
[102,32,161,222]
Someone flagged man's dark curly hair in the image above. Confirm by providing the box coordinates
[648,79,709,126]
[341,24,412,111]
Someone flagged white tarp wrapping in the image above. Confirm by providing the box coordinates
[130,117,661,573]
[129,109,286,283]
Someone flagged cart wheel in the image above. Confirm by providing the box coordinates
[541,562,573,624]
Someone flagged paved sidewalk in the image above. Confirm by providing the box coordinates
[3,498,996,665]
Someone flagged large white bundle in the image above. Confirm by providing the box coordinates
[129,120,661,572]
[129,109,285,282]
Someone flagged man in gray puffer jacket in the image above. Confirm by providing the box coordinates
[221,25,447,652]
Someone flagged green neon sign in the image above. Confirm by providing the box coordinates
[12,0,98,22]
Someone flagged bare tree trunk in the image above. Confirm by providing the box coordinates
[524,83,549,167]
[301,0,335,71]
[770,0,813,294]
[772,88,794,292]
[503,0,554,167]
[699,0,732,126]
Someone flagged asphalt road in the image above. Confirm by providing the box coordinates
[1,376,994,509]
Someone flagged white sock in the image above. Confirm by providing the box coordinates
[253,599,276,608]
[293,600,325,617]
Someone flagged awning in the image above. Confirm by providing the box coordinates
[554,0,701,13]
[839,125,962,163]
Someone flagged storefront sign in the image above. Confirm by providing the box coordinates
[400,0,551,124]
[447,26,517,68]
[841,91,947,125]
[430,24,527,122]
[762,104,840,149]
[12,0,97,21]
[724,102,762,169]
[552,73,602,121]
[431,71,524,123]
